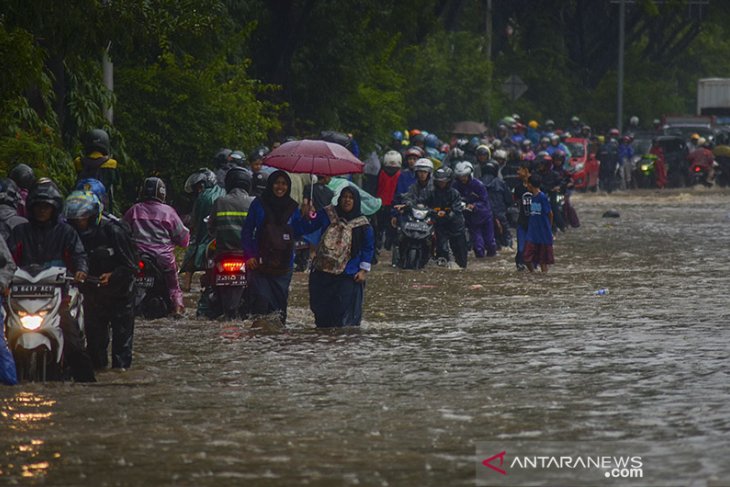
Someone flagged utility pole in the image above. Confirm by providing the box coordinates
[617,0,625,133]
[103,42,113,124]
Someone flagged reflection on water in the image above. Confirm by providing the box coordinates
[1,392,56,479]
[1,188,729,486]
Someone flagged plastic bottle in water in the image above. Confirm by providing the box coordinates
[594,288,609,295]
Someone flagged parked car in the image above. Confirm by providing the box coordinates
[564,137,599,191]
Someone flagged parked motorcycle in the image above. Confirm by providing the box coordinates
[197,242,247,319]
[5,265,84,382]
[134,253,172,319]
[393,204,434,270]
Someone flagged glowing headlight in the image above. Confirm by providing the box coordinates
[20,311,47,331]
[641,164,650,172]
[412,209,428,219]
[574,163,585,172]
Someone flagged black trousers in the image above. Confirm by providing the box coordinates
[435,229,469,268]
[59,308,96,382]
[84,297,135,369]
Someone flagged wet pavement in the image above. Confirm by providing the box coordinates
[1,187,729,486]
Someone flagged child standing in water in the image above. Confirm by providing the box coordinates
[524,174,554,273]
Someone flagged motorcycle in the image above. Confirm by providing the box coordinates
[548,189,566,232]
[688,162,713,187]
[633,154,657,188]
[134,253,172,319]
[197,241,248,319]
[5,265,85,382]
[393,204,434,270]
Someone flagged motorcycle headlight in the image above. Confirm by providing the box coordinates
[641,164,650,172]
[20,311,47,331]
[412,209,428,219]
[574,163,585,172]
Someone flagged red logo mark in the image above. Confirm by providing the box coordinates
[482,451,507,475]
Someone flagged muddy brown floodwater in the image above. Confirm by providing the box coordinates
[2,188,729,486]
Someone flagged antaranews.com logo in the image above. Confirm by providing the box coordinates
[475,441,727,487]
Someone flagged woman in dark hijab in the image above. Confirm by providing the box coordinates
[241,170,308,324]
[307,186,375,327]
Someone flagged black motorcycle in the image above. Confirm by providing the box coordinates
[393,204,434,270]
[134,253,172,319]
[197,247,248,320]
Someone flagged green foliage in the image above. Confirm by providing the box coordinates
[401,30,493,134]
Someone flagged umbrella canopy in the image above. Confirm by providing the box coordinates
[451,120,488,135]
[262,139,364,176]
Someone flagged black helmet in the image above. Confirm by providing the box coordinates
[433,166,454,183]
[0,178,21,208]
[228,150,246,166]
[483,161,499,177]
[249,145,270,163]
[141,177,167,203]
[224,167,252,193]
[27,177,64,216]
[213,148,233,167]
[9,163,36,190]
[83,129,111,155]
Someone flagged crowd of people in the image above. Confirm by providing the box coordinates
[3,113,698,385]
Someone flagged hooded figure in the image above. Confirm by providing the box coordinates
[307,187,374,327]
[241,170,310,324]
[452,162,497,258]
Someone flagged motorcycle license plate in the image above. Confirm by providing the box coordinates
[215,274,246,286]
[403,221,428,232]
[11,284,55,297]
[135,276,154,289]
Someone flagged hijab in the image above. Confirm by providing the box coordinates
[260,170,298,225]
[334,186,367,258]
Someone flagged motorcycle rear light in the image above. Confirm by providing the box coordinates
[693,166,701,172]
[138,261,145,270]
[219,260,245,273]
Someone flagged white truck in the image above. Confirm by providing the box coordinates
[697,78,730,121]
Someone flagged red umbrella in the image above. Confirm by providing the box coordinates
[262,139,364,176]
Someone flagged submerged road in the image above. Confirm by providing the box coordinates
[1,188,729,486]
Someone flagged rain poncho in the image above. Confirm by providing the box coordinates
[0,237,18,385]
[327,177,382,216]
[181,185,225,272]
[122,200,190,307]
[453,177,497,257]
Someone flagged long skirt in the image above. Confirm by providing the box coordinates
[248,269,294,324]
[309,270,364,327]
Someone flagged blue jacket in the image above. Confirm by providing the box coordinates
[241,198,309,268]
[309,208,375,275]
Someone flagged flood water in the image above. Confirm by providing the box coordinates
[2,188,729,486]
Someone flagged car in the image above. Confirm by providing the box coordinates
[564,137,599,191]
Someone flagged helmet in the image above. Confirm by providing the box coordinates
[75,178,108,207]
[448,147,465,161]
[545,119,555,128]
[550,134,560,143]
[553,150,566,161]
[409,129,422,137]
[433,167,454,183]
[83,129,111,155]
[454,161,474,177]
[621,135,632,144]
[424,133,439,149]
[27,178,64,216]
[0,178,21,208]
[184,168,217,193]
[439,143,450,154]
[483,161,499,177]
[64,190,103,227]
[491,139,502,149]
[228,150,246,166]
[629,115,639,126]
[405,147,424,159]
[690,133,700,141]
[512,113,521,122]
[570,115,580,124]
[540,136,550,145]
[9,163,36,190]
[696,137,707,147]
[521,139,532,148]
[528,120,539,129]
[412,133,426,146]
[609,128,620,138]
[224,166,252,193]
[392,130,403,142]
[141,177,167,203]
[493,149,508,160]
[414,158,434,174]
[383,150,402,168]
[213,148,232,166]
[476,144,491,159]
[249,145,270,163]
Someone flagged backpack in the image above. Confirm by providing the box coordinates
[313,206,369,275]
[257,202,296,276]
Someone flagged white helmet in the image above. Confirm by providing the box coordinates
[383,150,402,168]
[414,158,434,174]
[494,149,508,160]
[454,161,473,177]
